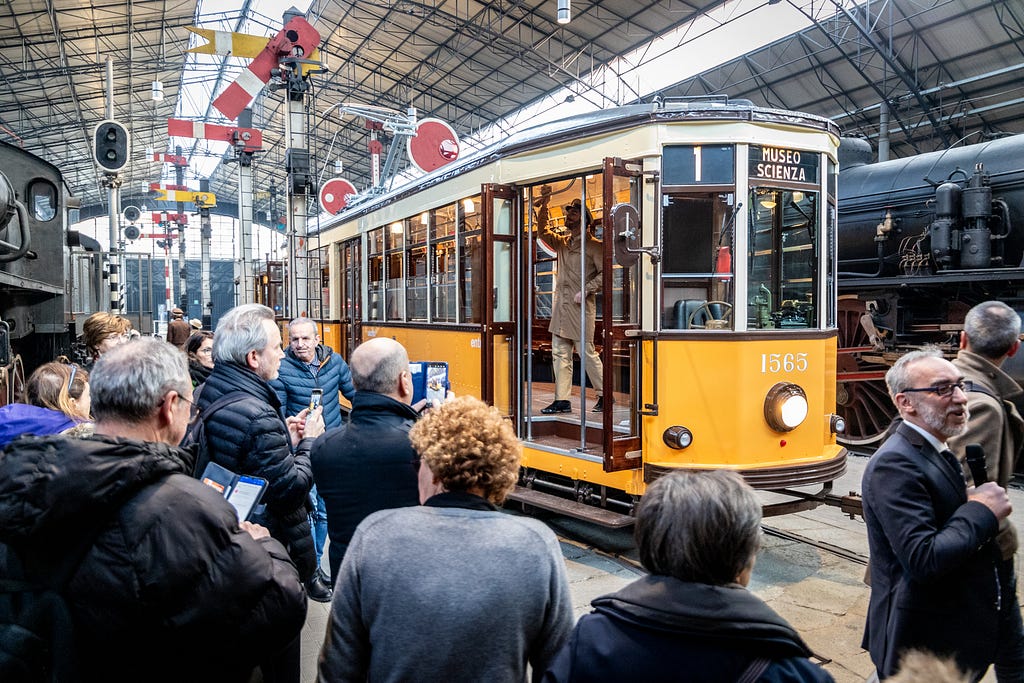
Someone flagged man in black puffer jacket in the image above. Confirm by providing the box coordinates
[198,304,325,589]
[0,337,307,681]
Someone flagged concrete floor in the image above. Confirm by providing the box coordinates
[298,453,1021,682]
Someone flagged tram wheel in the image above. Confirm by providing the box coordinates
[836,298,893,448]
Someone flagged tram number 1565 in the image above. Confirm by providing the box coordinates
[761,353,809,373]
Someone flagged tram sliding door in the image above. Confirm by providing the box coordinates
[338,237,362,359]
[481,184,517,419]
[601,158,642,471]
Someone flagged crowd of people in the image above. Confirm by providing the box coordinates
[1,300,1023,681]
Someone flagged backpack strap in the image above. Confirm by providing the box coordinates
[969,384,998,400]
[736,657,771,683]
[186,391,248,478]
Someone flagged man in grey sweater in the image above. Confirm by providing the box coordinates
[318,396,573,682]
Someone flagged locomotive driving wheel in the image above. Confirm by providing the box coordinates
[836,297,894,449]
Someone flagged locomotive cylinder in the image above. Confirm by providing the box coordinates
[960,166,994,268]
[929,182,961,269]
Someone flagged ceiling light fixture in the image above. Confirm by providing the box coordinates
[151,80,164,102]
[557,0,571,24]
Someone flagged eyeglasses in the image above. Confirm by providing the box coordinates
[197,347,213,355]
[162,390,193,410]
[901,380,973,398]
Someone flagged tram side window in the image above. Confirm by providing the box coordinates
[367,228,384,321]
[459,196,482,324]
[316,245,330,316]
[747,188,818,329]
[661,193,735,329]
[431,204,457,323]
[406,214,428,322]
[340,239,361,323]
[386,220,406,321]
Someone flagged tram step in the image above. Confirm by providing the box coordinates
[507,486,635,528]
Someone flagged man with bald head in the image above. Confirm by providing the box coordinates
[310,338,422,580]
[862,348,1013,680]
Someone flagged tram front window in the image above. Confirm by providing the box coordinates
[661,192,736,330]
[747,188,818,329]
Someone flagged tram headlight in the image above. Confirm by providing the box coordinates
[764,382,808,432]
[830,413,846,434]
[663,425,693,449]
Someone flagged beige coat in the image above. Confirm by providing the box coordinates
[545,226,603,343]
[950,349,1024,559]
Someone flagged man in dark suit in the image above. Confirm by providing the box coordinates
[310,337,421,581]
[862,348,1013,680]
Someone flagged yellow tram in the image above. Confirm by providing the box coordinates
[314,99,847,523]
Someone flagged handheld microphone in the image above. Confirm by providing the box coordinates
[965,443,988,486]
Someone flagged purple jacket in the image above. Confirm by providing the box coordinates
[0,403,78,448]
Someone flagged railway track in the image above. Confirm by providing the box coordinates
[551,515,869,572]
[762,525,869,566]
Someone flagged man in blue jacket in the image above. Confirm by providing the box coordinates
[271,317,354,597]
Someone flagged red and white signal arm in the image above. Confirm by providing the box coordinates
[407,118,460,173]
[213,16,321,120]
[319,177,357,215]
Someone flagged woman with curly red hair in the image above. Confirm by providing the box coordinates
[319,395,573,683]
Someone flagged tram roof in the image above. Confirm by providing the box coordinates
[0,0,1019,225]
[327,99,841,224]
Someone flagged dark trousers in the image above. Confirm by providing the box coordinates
[994,558,1024,683]
[256,633,301,683]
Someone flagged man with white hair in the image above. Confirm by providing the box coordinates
[0,337,307,679]
[948,301,1024,682]
[198,303,326,681]
[198,304,325,587]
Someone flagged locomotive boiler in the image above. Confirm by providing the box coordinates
[836,134,1024,447]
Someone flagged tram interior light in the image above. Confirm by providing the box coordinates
[390,222,403,234]
[463,198,475,213]
[759,199,777,209]
[764,382,808,432]
[420,212,430,225]
[557,0,571,24]
[792,191,805,203]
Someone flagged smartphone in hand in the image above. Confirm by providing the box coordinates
[309,388,323,411]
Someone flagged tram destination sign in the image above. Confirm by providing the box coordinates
[749,145,818,184]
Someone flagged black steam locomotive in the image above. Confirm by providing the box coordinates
[0,140,103,404]
[836,134,1024,447]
